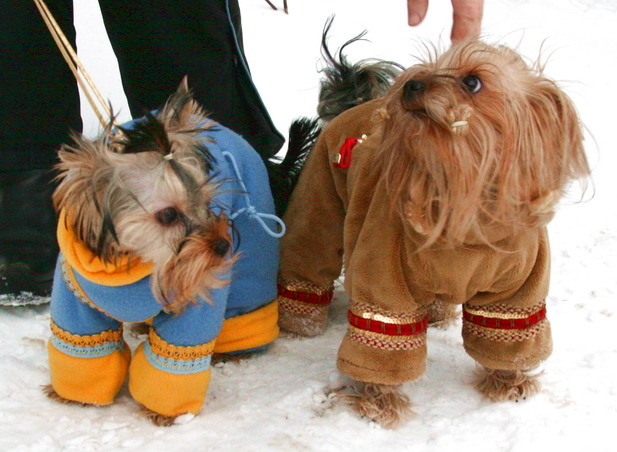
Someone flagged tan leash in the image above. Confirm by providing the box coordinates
[33,0,118,130]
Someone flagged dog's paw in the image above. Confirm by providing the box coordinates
[211,352,254,365]
[476,367,542,402]
[43,384,71,404]
[42,384,94,406]
[138,405,178,427]
[340,383,413,429]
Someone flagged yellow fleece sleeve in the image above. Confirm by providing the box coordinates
[128,331,214,417]
[214,300,279,354]
[48,324,131,405]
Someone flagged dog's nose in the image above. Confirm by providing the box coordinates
[403,79,427,98]
[212,239,230,257]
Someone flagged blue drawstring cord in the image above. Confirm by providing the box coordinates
[222,151,286,239]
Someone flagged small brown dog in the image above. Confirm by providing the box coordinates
[45,80,282,425]
[276,39,590,428]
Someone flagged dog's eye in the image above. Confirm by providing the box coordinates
[462,74,482,94]
[155,207,180,226]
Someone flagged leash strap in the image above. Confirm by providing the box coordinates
[33,0,117,130]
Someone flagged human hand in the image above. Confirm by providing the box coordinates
[407,0,484,42]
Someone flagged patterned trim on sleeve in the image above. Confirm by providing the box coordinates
[276,281,334,317]
[462,301,548,342]
[50,321,125,358]
[144,328,215,375]
[347,302,428,351]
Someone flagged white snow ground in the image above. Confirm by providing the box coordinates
[0,0,615,450]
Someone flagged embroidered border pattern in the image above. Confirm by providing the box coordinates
[144,329,215,374]
[50,321,124,358]
[462,301,548,342]
[144,342,212,375]
[277,281,334,318]
[347,304,428,351]
[148,329,215,360]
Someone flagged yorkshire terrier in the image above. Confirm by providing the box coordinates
[44,79,284,426]
[276,33,590,428]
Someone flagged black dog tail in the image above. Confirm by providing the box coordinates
[317,16,404,123]
[267,117,321,216]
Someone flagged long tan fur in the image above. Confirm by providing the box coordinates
[375,40,589,248]
[476,367,542,402]
[340,383,413,429]
[138,405,177,427]
[43,384,95,406]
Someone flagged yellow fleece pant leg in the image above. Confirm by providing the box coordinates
[48,340,131,405]
[129,342,212,417]
[214,301,279,354]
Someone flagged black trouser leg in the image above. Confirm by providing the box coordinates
[0,1,79,297]
[98,0,283,157]
[0,170,58,296]
[0,0,81,172]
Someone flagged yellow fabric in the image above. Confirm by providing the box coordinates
[48,341,131,405]
[129,344,211,417]
[214,301,279,354]
[57,209,153,286]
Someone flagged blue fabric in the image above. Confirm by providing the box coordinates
[50,120,280,350]
[50,334,125,359]
[51,259,122,336]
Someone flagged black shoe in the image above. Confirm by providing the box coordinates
[0,169,58,304]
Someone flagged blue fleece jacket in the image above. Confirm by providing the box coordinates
[50,121,281,369]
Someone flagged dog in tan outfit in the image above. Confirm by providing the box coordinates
[275,39,590,427]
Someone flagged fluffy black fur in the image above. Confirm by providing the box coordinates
[267,117,321,216]
[317,17,404,123]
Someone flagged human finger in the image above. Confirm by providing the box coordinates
[450,0,484,42]
[407,0,429,26]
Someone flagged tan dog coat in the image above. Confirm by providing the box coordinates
[277,100,552,385]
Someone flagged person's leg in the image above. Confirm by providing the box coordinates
[98,0,283,158]
[0,0,81,298]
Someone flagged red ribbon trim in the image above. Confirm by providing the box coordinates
[332,138,359,169]
[463,306,547,330]
[277,285,334,305]
[348,310,429,336]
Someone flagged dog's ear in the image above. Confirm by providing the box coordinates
[499,78,589,226]
[158,76,205,129]
[527,80,589,218]
[53,134,117,256]
[177,76,190,96]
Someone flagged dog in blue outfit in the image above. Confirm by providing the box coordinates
[44,79,284,426]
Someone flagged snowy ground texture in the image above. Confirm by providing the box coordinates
[1,0,615,450]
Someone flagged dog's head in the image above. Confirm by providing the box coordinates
[375,40,590,247]
[54,79,234,307]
